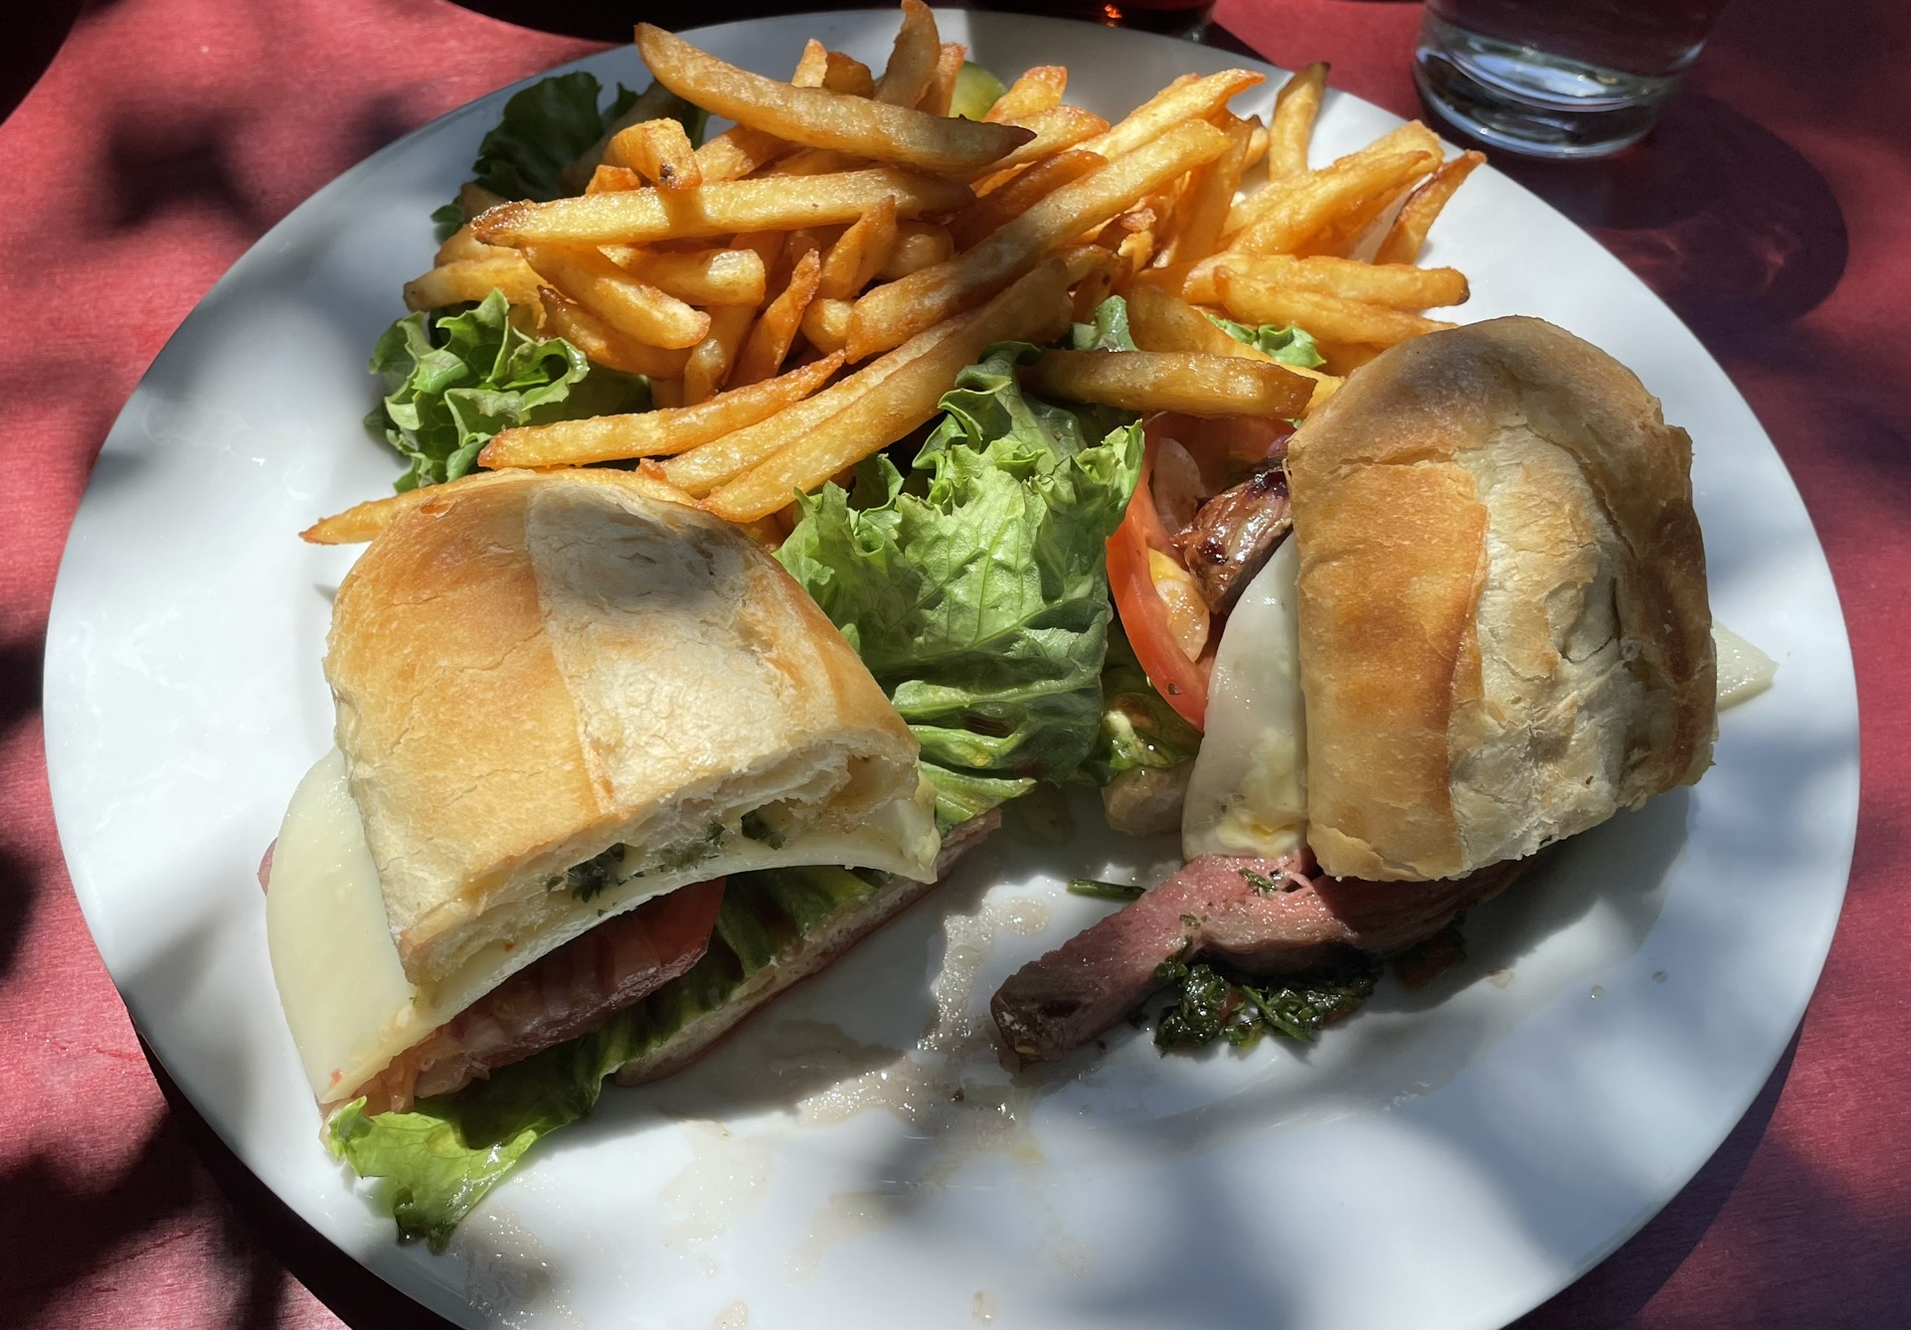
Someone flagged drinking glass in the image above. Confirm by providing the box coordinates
[1414,0,1731,158]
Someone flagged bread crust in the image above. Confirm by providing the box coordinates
[325,469,919,985]
[1287,317,1714,880]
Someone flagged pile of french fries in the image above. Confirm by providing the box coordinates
[308,1,1485,543]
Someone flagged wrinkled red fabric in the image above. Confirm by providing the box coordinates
[1,1,1906,1327]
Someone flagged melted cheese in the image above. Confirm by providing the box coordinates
[1181,538,1308,862]
[1713,621,1776,709]
[266,750,939,1104]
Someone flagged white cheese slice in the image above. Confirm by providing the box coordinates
[1181,538,1308,863]
[1714,621,1777,709]
[266,749,939,1104]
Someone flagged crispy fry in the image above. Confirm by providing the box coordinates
[818,195,898,299]
[801,297,852,354]
[848,119,1228,360]
[878,222,955,280]
[585,164,646,194]
[1225,148,1439,255]
[704,258,1074,522]
[875,0,940,106]
[1268,62,1328,180]
[1157,116,1252,268]
[731,249,822,387]
[963,105,1109,183]
[403,257,540,311]
[1226,120,1442,236]
[473,168,972,247]
[479,354,843,468]
[694,125,789,182]
[434,224,512,267]
[1203,252,1469,309]
[823,51,875,97]
[1375,150,1486,265]
[1213,268,1456,347]
[522,244,710,349]
[650,378,684,409]
[1020,349,1313,419]
[608,118,702,191]
[791,37,829,88]
[1077,69,1264,165]
[458,181,508,218]
[601,244,767,306]
[1124,285,1340,411]
[1291,178,1415,259]
[1312,338,1386,374]
[1065,245,1120,323]
[683,304,756,405]
[1243,115,1269,172]
[539,287,692,379]
[918,42,967,118]
[300,467,696,545]
[949,149,1104,250]
[637,24,1029,174]
[984,65,1066,123]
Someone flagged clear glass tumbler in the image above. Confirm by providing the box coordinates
[1414,0,1731,158]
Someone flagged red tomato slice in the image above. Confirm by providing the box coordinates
[1109,432,1212,729]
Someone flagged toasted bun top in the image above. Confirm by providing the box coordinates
[1287,317,1715,881]
[325,469,920,985]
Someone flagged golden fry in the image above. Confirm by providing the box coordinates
[403,257,540,311]
[791,37,829,88]
[950,149,1104,250]
[538,288,691,379]
[818,196,898,300]
[801,297,852,354]
[608,118,702,191]
[1213,268,1456,347]
[1267,63,1328,180]
[1226,120,1441,236]
[1157,115,1252,268]
[1242,116,1269,172]
[705,259,1074,522]
[1205,252,1468,309]
[1375,150,1486,265]
[694,125,789,182]
[1020,349,1313,419]
[1124,286,1340,412]
[602,244,767,306]
[637,24,1029,174]
[479,354,844,467]
[1225,148,1439,255]
[301,468,696,545]
[731,249,822,387]
[878,222,955,280]
[522,244,710,349]
[849,119,1228,360]
[918,42,966,118]
[585,164,645,194]
[963,105,1109,182]
[434,224,513,267]
[823,51,875,97]
[473,168,972,246]
[984,66,1065,123]
[650,378,685,409]
[875,0,940,106]
[683,304,756,404]
[1077,69,1264,165]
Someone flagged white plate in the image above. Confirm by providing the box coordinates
[44,11,1857,1329]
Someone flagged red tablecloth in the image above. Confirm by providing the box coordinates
[3,1,1905,1325]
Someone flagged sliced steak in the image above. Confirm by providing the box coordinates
[1173,466,1292,615]
[991,853,1526,1063]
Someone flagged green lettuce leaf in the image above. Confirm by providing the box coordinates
[1210,315,1326,368]
[366,289,647,491]
[776,303,1145,829]
[1082,618,1203,786]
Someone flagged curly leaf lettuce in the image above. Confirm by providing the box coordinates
[777,305,1144,829]
[1210,314,1326,368]
[1084,619,1203,786]
[366,290,646,491]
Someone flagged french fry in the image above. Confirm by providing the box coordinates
[1124,285,1340,412]
[731,249,822,387]
[585,164,646,194]
[918,42,967,118]
[601,244,767,306]
[824,51,875,97]
[1213,268,1456,347]
[458,181,508,220]
[434,224,513,267]
[1267,63,1328,180]
[473,168,972,247]
[705,259,1074,522]
[1225,148,1439,255]
[1312,338,1386,374]
[801,297,852,354]
[950,149,1104,250]
[522,244,710,349]
[1157,116,1252,268]
[1226,120,1442,236]
[984,65,1066,123]
[1243,116,1269,172]
[848,119,1228,360]
[818,196,898,299]
[403,257,541,311]
[539,288,692,379]
[695,125,789,183]
[1020,349,1313,419]
[1077,69,1264,165]
[1291,178,1416,259]
[1065,245,1120,323]
[878,222,955,280]
[875,0,940,106]
[683,304,756,405]
[650,378,685,409]
[963,105,1109,183]
[1202,252,1469,309]
[608,118,702,191]
[479,354,844,467]
[791,37,829,88]
[637,24,1030,174]
[1375,150,1486,265]
[301,468,697,545]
